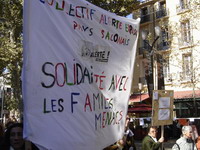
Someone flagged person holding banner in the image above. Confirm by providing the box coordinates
[122,115,137,150]
[141,126,164,150]
[104,115,136,150]
[172,125,197,150]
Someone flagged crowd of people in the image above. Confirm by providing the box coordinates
[1,115,200,150]
[103,116,200,150]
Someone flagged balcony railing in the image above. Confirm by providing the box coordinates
[156,9,168,19]
[140,14,151,24]
[157,41,170,50]
[138,44,152,55]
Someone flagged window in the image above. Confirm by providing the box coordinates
[156,1,167,18]
[157,28,169,50]
[180,0,188,9]
[162,28,169,47]
[141,7,148,16]
[163,57,170,79]
[141,7,150,23]
[181,21,191,45]
[160,1,166,10]
[177,0,189,13]
[182,54,192,80]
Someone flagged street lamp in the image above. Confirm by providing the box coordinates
[142,26,164,150]
[141,26,161,92]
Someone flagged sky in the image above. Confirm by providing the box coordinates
[126,14,133,19]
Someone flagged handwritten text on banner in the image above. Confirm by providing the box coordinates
[22,0,140,149]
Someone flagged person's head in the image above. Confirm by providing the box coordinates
[4,123,25,150]
[148,126,158,138]
[182,125,193,139]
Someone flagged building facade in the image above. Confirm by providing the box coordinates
[131,0,200,118]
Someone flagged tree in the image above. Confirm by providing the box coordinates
[0,0,23,111]
[0,0,139,113]
[86,0,139,16]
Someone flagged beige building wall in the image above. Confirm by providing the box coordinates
[131,0,200,95]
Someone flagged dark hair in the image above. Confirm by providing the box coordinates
[1,123,24,150]
[147,126,157,133]
[5,121,15,129]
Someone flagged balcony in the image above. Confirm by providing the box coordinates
[176,3,190,14]
[138,44,152,56]
[157,41,169,50]
[138,0,158,5]
[140,14,151,24]
[156,9,168,19]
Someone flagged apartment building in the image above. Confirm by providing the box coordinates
[130,0,200,118]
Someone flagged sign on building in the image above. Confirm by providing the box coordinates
[152,90,174,126]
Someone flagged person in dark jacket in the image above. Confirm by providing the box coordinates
[0,123,25,150]
[0,123,39,150]
[142,126,164,150]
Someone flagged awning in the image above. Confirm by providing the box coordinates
[130,90,200,102]
[129,93,149,103]
[128,104,152,113]
[174,90,200,99]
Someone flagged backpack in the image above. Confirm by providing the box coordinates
[172,143,180,150]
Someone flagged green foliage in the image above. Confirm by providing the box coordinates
[86,0,139,16]
[0,0,23,111]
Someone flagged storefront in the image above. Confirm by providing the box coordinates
[173,90,200,118]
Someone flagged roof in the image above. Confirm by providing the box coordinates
[128,104,152,113]
[129,93,149,102]
[129,90,200,102]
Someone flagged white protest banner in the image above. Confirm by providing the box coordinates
[22,0,140,149]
